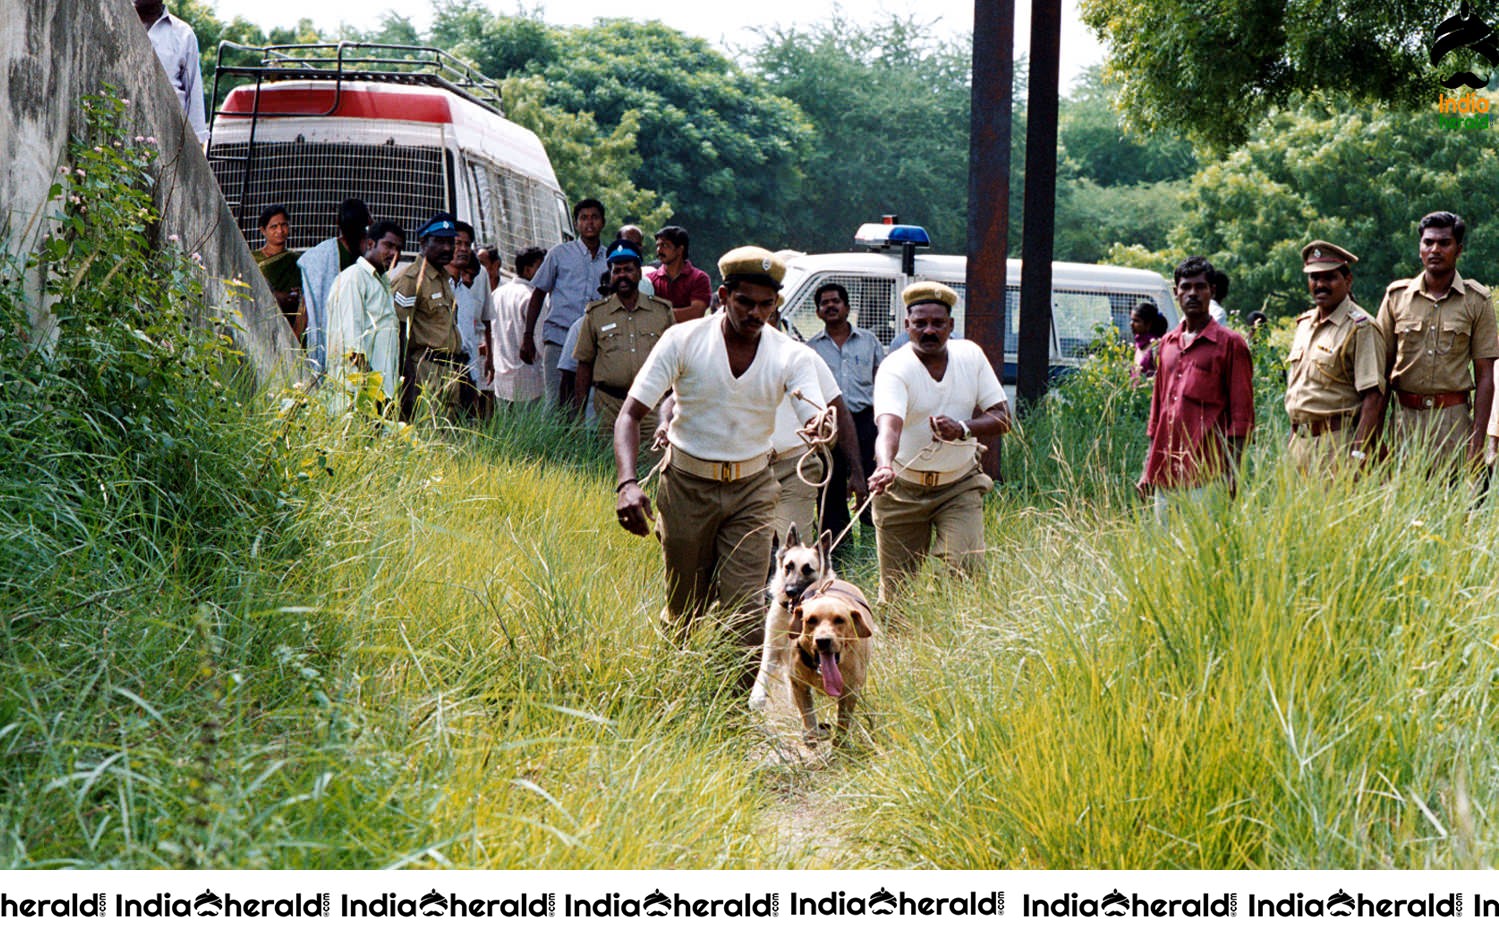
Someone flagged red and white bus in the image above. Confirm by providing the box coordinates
[208,42,573,271]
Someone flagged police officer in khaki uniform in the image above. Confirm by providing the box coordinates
[614,247,825,687]
[1285,241,1386,474]
[1377,211,1499,467]
[573,239,673,447]
[867,282,1011,600]
[392,213,463,421]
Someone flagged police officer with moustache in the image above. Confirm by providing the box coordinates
[573,239,674,448]
[613,247,824,686]
[866,282,1011,601]
[1285,241,1386,474]
[1378,210,1499,469]
[392,213,461,420]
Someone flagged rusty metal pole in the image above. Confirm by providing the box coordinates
[966,0,1014,479]
[1017,0,1062,407]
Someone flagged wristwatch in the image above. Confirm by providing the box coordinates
[1349,448,1366,461]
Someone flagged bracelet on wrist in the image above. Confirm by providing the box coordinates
[615,478,638,492]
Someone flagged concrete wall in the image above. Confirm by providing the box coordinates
[1,0,303,385]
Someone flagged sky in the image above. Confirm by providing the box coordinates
[204,0,1107,91]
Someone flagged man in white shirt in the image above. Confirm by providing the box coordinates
[298,198,371,375]
[490,247,547,406]
[614,247,824,686]
[867,281,1012,600]
[323,220,405,415]
[134,2,207,144]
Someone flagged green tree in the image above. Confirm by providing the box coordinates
[500,75,672,235]
[1055,179,1188,263]
[529,19,811,264]
[424,5,811,262]
[751,14,988,254]
[1079,0,1464,144]
[173,2,334,109]
[1052,65,1197,262]
[1107,100,1499,320]
[1058,65,1196,186]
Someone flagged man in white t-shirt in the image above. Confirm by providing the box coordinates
[867,281,1012,600]
[614,247,825,685]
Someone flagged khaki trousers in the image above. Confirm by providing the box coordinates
[401,349,463,421]
[1390,403,1472,467]
[1287,423,1357,476]
[771,450,826,543]
[594,389,659,466]
[872,466,992,601]
[656,463,779,668]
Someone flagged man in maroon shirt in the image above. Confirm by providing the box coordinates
[1137,256,1255,518]
[648,225,712,323]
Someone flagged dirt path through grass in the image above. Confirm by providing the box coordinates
[747,676,868,866]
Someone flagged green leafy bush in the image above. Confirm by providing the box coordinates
[0,91,337,868]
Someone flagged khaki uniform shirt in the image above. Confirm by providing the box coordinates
[391,257,461,354]
[1376,271,1499,394]
[1284,297,1385,422]
[573,293,673,392]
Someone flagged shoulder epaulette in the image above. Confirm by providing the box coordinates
[1347,305,1373,323]
[1385,278,1412,294]
[1465,278,1491,298]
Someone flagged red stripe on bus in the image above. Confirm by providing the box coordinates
[220,87,453,123]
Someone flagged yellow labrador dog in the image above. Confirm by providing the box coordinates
[750,524,874,746]
[789,577,874,746]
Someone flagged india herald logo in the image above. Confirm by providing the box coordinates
[1432,2,1499,89]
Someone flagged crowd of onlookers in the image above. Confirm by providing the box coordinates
[251,195,896,560]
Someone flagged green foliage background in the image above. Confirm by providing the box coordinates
[176,0,1199,267]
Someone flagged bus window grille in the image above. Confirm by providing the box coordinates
[208,140,445,253]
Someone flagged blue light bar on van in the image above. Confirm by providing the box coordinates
[854,223,932,249]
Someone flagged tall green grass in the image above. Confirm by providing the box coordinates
[857,359,1499,868]
[7,97,1494,868]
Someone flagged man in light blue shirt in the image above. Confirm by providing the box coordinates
[805,282,882,541]
[135,2,207,143]
[521,198,608,406]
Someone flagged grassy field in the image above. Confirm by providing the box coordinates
[8,352,1499,868]
[6,98,1496,866]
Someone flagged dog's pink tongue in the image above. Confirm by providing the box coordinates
[820,653,844,697]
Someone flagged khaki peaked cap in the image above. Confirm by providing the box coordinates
[903,280,959,310]
[1302,240,1358,273]
[718,246,785,285]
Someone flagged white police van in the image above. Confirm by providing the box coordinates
[207,43,572,274]
[778,222,1177,384]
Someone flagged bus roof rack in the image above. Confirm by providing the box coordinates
[209,41,506,119]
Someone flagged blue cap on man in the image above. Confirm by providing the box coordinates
[606,238,644,265]
[417,212,458,239]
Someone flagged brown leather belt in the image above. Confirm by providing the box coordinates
[1291,413,1352,437]
[1396,390,1469,410]
[592,382,631,400]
